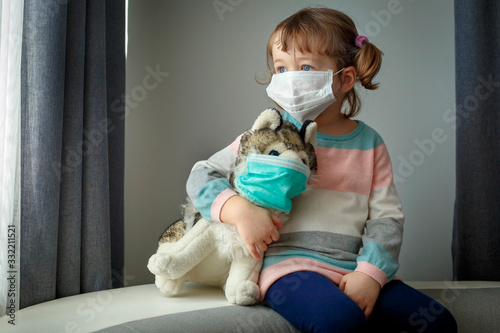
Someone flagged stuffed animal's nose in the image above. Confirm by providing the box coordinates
[278,150,304,163]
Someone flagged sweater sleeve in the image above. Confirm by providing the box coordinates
[186,135,242,222]
[355,143,405,287]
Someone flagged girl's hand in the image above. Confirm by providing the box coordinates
[220,195,282,260]
[339,271,380,318]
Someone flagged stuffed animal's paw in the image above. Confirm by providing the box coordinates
[147,253,173,277]
[226,280,260,306]
[155,275,186,296]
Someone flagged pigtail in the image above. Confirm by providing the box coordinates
[354,38,383,90]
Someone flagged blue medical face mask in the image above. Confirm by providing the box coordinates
[235,153,310,213]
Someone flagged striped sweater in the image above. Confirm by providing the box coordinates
[186,112,404,300]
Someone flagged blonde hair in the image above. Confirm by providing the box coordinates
[266,7,383,118]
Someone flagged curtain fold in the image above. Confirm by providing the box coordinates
[105,0,126,289]
[20,0,125,309]
[0,0,23,317]
[452,0,500,280]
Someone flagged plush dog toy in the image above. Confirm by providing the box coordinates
[147,108,317,305]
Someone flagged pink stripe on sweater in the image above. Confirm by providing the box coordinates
[371,144,395,189]
[229,134,243,155]
[313,144,393,195]
[258,258,351,301]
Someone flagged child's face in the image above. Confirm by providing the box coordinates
[270,37,342,96]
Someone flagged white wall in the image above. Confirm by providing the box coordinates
[125,0,455,286]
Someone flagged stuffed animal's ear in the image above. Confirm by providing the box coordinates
[300,120,317,147]
[251,108,283,132]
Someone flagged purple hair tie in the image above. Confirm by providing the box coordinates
[355,35,369,48]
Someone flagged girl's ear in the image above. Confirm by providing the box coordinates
[340,66,357,93]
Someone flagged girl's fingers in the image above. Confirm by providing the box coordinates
[271,214,283,229]
[248,244,261,260]
[271,228,280,242]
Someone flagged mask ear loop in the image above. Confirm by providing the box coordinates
[332,68,345,76]
[331,67,345,98]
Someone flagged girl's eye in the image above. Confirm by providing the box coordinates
[302,65,312,71]
[269,150,280,156]
[278,67,287,73]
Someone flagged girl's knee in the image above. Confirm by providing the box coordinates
[408,301,457,333]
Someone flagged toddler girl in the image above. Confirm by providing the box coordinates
[186,7,457,333]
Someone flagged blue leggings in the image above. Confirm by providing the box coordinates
[263,271,457,333]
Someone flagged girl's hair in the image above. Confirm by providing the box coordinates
[266,7,383,118]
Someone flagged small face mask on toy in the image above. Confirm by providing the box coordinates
[235,153,310,213]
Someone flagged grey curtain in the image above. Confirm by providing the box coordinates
[21,0,125,308]
[452,0,500,280]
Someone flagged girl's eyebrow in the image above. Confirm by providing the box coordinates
[273,54,315,64]
[294,53,315,61]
